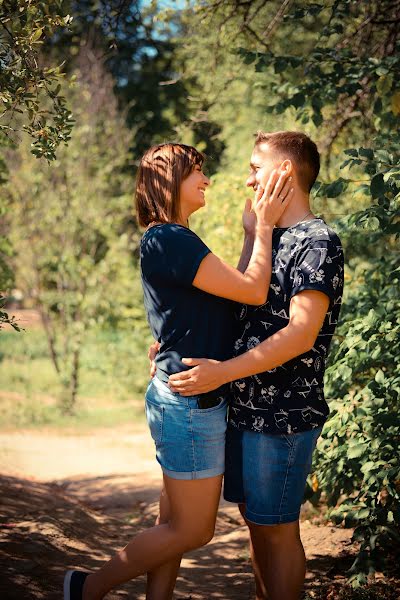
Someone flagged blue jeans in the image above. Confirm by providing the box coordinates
[224,426,322,525]
[145,377,228,480]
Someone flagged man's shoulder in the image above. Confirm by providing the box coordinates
[304,218,340,239]
[297,219,343,253]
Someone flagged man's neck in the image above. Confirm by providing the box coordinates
[275,189,314,228]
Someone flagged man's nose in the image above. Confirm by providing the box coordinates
[246,174,255,187]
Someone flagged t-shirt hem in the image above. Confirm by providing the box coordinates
[290,284,333,301]
[228,417,327,435]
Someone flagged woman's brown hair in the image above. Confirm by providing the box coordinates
[135,143,205,227]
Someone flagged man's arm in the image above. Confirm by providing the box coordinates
[237,198,256,273]
[168,290,330,395]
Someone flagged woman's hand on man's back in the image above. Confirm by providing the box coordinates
[148,340,160,378]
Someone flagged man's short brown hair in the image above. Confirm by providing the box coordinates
[135,143,204,227]
[254,131,320,193]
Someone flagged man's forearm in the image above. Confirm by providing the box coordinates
[237,233,255,273]
[220,324,315,384]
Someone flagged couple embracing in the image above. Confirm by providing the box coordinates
[64,131,344,600]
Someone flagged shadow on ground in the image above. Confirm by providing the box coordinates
[1,474,399,600]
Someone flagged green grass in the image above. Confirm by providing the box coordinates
[0,325,153,429]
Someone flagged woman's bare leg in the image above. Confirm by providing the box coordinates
[146,483,182,600]
[83,474,222,600]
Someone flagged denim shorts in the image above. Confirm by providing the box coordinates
[223,426,322,525]
[145,377,228,480]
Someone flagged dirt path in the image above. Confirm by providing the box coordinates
[0,425,357,599]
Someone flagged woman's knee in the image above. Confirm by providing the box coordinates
[173,522,215,552]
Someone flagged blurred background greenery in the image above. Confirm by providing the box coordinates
[1,0,399,586]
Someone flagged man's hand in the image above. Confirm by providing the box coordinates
[148,340,160,378]
[168,358,226,395]
[242,197,257,238]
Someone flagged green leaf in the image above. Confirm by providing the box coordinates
[359,147,374,160]
[356,508,370,519]
[274,57,287,74]
[370,173,385,198]
[376,74,393,96]
[361,461,377,474]
[32,28,43,42]
[344,149,358,157]
[348,444,366,459]
[324,178,347,198]
[363,216,380,231]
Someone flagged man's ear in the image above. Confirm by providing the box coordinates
[279,159,292,175]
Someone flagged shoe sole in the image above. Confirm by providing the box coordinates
[63,570,74,600]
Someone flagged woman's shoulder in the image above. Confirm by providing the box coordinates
[140,223,204,256]
[142,223,201,244]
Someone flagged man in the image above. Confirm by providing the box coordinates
[168,131,344,600]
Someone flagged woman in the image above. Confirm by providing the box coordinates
[63,142,293,600]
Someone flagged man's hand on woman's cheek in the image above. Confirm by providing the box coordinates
[168,358,226,395]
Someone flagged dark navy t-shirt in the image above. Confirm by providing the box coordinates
[140,223,235,386]
[229,218,344,435]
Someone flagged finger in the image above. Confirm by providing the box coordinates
[169,382,196,393]
[169,387,195,396]
[254,185,264,203]
[170,384,200,395]
[276,176,292,201]
[169,375,197,389]
[280,186,294,206]
[270,171,291,200]
[181,358,202,366]
[169,371,193,383]
[260,168,278,200]
[244,197,252,213]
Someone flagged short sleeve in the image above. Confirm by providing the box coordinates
[142,224,211,287]
[291,238,344,301]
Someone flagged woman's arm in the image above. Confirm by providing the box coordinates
[193,170,292,305]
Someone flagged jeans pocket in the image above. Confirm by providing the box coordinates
[190,397,227,414]
[145,398,164,444]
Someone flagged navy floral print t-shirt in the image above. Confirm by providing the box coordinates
[229,218,344,435]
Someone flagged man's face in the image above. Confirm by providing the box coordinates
[246,143,282,193]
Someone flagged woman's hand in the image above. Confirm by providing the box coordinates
[254,169,293,229]
[168,358,226,395]
[148,340,160,378]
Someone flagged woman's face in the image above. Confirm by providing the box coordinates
[179,164,210,220]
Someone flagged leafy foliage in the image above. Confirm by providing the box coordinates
[0,0,74,161]
[178,0,400,584]
[0,0,74,328]
[5,52,141,413]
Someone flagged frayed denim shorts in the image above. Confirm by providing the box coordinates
[224,426,322,525]
[145,377,228,480]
